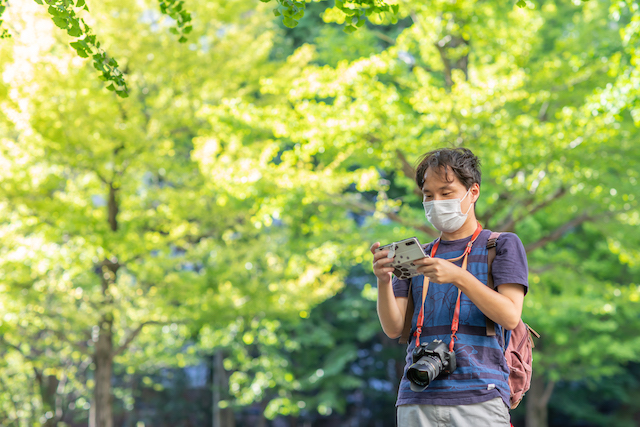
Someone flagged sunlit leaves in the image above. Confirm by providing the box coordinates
[37,0,129,97]
[264,0,397,31]
[0,0,9,39]
[158,0,192,43]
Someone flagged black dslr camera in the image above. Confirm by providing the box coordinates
[407,339,457,392]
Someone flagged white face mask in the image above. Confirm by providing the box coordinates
[422,188,473,233]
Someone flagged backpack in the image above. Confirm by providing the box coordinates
[399,232,540,409]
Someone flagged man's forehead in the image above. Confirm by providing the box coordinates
[422,166,461,191]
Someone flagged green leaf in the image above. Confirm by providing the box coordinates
[273,8,281,17]
[68,25,82,37]
[343,25,357,34]
[516,0,526,6]
[76,0,85,7]
[52,17,68,29]
[178,36,187,43]
[391,4,399,14]
[282,17,298,28]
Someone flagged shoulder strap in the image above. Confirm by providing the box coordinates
[485,232,502,336]
[399,280,414,344]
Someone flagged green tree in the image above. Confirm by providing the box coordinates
[2,1,640,426]
[202,0,639,425]
[0,1,350,425]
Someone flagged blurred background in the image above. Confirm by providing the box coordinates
[0,0,639,426]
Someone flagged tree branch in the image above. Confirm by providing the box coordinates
[541,380,556,408]
[94,170,109,185]
[524,212,592,253]
[336,195,439,239]
[395,149,422,198]
[371,30,396,45]
[386,209,439,239]
[112,321,162,357]
[495,186,567,232]
[0,338,28,358]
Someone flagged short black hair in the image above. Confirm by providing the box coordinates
[415,147,481,190]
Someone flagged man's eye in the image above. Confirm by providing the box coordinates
[443,192,451,196]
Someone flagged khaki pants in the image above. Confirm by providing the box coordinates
[397,397,510,427]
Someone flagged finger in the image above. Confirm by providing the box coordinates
[373,267,395,277]
[370,242,381,254]
[416,266,435,275]
[374,259,394,269]
[413,256,432,265]
[373,251,392,262]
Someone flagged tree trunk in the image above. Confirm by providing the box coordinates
[92,313,114,427]
[212,352,222,427]
[34,368,60,426]
[256,404,267,427]
[212,350,235,427]
[89,176,120,427]
[222,406,235,427]
[525,376,555,427]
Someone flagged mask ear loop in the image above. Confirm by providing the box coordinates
[462,187,475,215]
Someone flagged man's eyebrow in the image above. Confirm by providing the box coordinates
[422,184,455,193]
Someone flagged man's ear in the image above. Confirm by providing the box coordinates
[471,183,480,203]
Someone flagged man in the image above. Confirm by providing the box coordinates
[371,148,528,426]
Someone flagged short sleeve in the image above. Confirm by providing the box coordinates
[491,232,529,294]
[392,275,411,298]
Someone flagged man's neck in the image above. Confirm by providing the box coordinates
[440,217,479,241]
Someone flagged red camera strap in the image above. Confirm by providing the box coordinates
[414,223,483,353]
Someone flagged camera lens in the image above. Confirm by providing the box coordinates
[407,355,443,389]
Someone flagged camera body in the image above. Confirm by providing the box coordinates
[407,339,457,392]
[374,237,427,280]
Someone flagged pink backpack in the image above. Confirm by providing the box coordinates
[503,320,539,408]
[487,232,540,409]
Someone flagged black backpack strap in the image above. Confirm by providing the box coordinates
[399,279,414,344]
[485,232,502,336]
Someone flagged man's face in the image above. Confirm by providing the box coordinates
[421,166,477,212]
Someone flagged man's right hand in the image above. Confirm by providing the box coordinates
[370,242,395,284]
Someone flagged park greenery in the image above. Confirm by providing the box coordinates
[0,0,639,426]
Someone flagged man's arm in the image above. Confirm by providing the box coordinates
[415,257,524,330]
[370,243,409,338]
[454,274,524,330]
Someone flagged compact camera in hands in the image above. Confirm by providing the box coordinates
[407,339,457,392]
[374,237,428,280]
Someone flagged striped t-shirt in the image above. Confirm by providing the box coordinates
[392,229,528,407]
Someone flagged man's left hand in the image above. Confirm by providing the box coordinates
[415,257,464,285]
